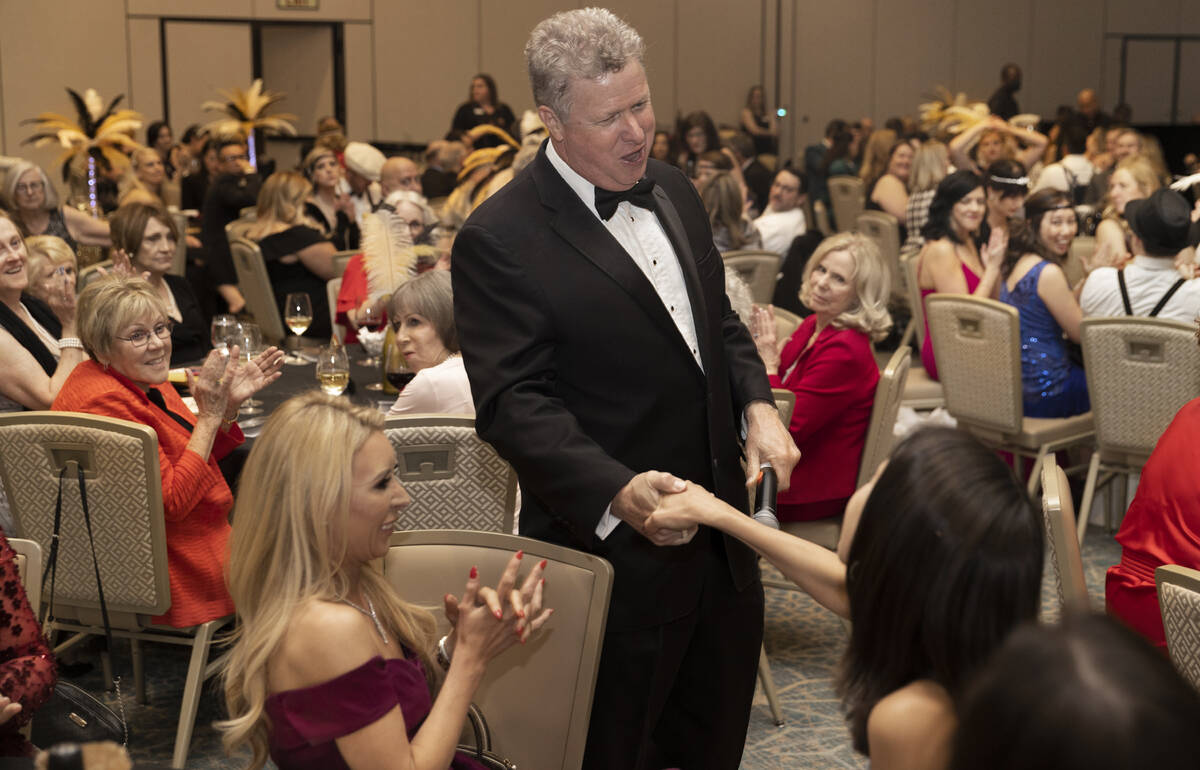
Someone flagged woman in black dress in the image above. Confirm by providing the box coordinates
[450,74,516,145]
[246,172,337,340]
[302,147,359,251]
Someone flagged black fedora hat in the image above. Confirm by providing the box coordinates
[1125,188,1191,257]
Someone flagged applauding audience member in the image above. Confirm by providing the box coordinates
[4,161,110,253]
[916,171,1007,379]
[998,190,1089,418]
[23,235,77,304]
[303,147,359,251]
[220,392,548,770]
[1091,156,1161,269]
[1080,188,1200,322]
[983,159,1028,238]
[643,427,1043,770]
[949,116,1047,177]
[951,613,1200,770]
[53,276,283,628]
[749,233,891,522]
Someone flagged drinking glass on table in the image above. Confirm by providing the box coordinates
[235,323,265,414]
[315,344,350,396]
[356,302,386,367]
[211,314,239,354]
[383,331,415,394]
[284,292,313,338]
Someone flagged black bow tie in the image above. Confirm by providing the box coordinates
[595,177,658,221]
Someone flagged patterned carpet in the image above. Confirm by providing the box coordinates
[60,527,1122,769]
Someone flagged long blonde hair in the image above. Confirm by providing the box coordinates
[219,392,438,769]
[799,232,893,341]
[246,171,319,240]
[1101,155,1161,222]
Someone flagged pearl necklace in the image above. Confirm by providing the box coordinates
[340,595,390,645]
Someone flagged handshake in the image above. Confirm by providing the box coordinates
[612,467,779,546]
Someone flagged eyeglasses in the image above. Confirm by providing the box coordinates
[220,153,249,163]
[15,181,44,194]
[114,320,175,348]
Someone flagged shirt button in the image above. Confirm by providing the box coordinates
[652,260,657,265]
[670,305,675,311]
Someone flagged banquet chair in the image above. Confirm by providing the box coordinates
[1040,460,1089,612]
[1064,235,1095,288]
[723,250,783,305]
[898,254,944,410]
[382,414,517,533]
[327,276,344,343]
[856,210,915,348]
[228,237,286,343]
[1077,317,1200,543]
[77,260,113,291]
[1156,564,1200,691]
[8,538,42,617]
[926,295,1093,497]
[383,530,612,770]
[224,214,255,242]
[770,305,803,343]
[169,211,187,277]
[332,249,356,277]
[772,388,795,426]
[827,175,865,233]
[0,412,231,769]
[812,200,833,237]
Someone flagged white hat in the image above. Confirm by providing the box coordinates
[343,142,386,181]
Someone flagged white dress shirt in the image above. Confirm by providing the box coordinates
[1080,256,1200,324]
[546,142,701,539]
[753,206,807,255]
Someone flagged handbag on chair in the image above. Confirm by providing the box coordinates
[32,464,129,749]
[458,703,517,770]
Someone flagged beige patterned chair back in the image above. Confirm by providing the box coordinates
[224,214,255,242]
[77,260,113,291]
[926,295,1024,436]
[383,415,517,532]
[170,212,188,277]
[812,200,833,237]
[771,306,803,343]
[772,388,796,427]
[0,412,170,621]
[905,254,926,347]
[229,237,286,343]
[1156,564,1200,691]
[858,347,910,487]
[327,276,344,343]
[1080,317,1200,467]
[7,538,43,613]
[332,250,356,277]
[722,251,782,305]
[1040,461,1088,611]
[1064,235,1094,288]
[855,211,903,303]
[384,530,612,770]
[827,175,864,233]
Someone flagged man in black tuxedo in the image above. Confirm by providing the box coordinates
[451,9,799,769]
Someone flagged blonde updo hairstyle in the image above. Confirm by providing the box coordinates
[799,232,893,341]
[220,392,438,770]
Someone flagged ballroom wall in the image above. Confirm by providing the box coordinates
[3,0,1198,189]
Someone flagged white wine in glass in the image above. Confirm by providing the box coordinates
[284,293,313,337]
[315,344,350,396]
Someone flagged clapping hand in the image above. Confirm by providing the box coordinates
[98,249,152,282]
[981,227,1009,271]
[443,552,553,665]
[750,305,781,374]
[225,346,285,405]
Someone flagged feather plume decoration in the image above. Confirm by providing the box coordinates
[360,209,419,300]
[201,79,297,140]
[918,85,989,137]
[1170,173,1200,192]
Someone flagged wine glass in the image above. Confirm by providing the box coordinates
[235,323,265,414]
[315,344,350,396]
[357,302,385,367]
[211,314,238,355]
[283,293,313,365]
[383,332,414,395]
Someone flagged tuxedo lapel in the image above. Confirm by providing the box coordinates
[650,185,712,371]
[532,149,705,377]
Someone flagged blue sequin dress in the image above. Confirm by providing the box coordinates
[999,260,1090,418]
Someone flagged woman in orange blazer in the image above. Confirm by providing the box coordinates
[751,232,892,521]
[52,277,283,627]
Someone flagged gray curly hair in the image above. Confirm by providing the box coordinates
[525,8,645,120]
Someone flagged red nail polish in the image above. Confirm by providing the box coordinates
[540,578,546,587]
[515,549,524,559]
[494,609,503,620]
[469,566,477,579]
[538,559,548,570]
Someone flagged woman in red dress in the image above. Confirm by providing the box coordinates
[750,232,892,521]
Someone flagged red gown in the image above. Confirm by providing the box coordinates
[1105,397,1200,650]
[0,532,56,756]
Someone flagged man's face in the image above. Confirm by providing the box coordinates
[218,144,248,175]
[1077,90,1099,117]
[381,158,422,196]
[1114,131,1141,161]
[345,168,370,195]
[768,170,801,212]
[542,60,655,191]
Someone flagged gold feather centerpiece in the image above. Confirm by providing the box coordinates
[360,208,419,302]
[918,85,989,139]
[22,88,143,215]
[201,79,297,169]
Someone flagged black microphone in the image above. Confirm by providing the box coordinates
[753,463,780,529]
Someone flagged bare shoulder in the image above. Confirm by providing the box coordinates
[269,599,386,693]
[867,680,956,770]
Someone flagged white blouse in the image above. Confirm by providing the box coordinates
[387,355,475,416]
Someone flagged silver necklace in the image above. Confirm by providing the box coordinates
[341,595,390,645]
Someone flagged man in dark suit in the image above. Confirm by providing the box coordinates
[451,9,798,769]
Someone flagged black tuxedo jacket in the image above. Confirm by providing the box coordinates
[452,144,771,630]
